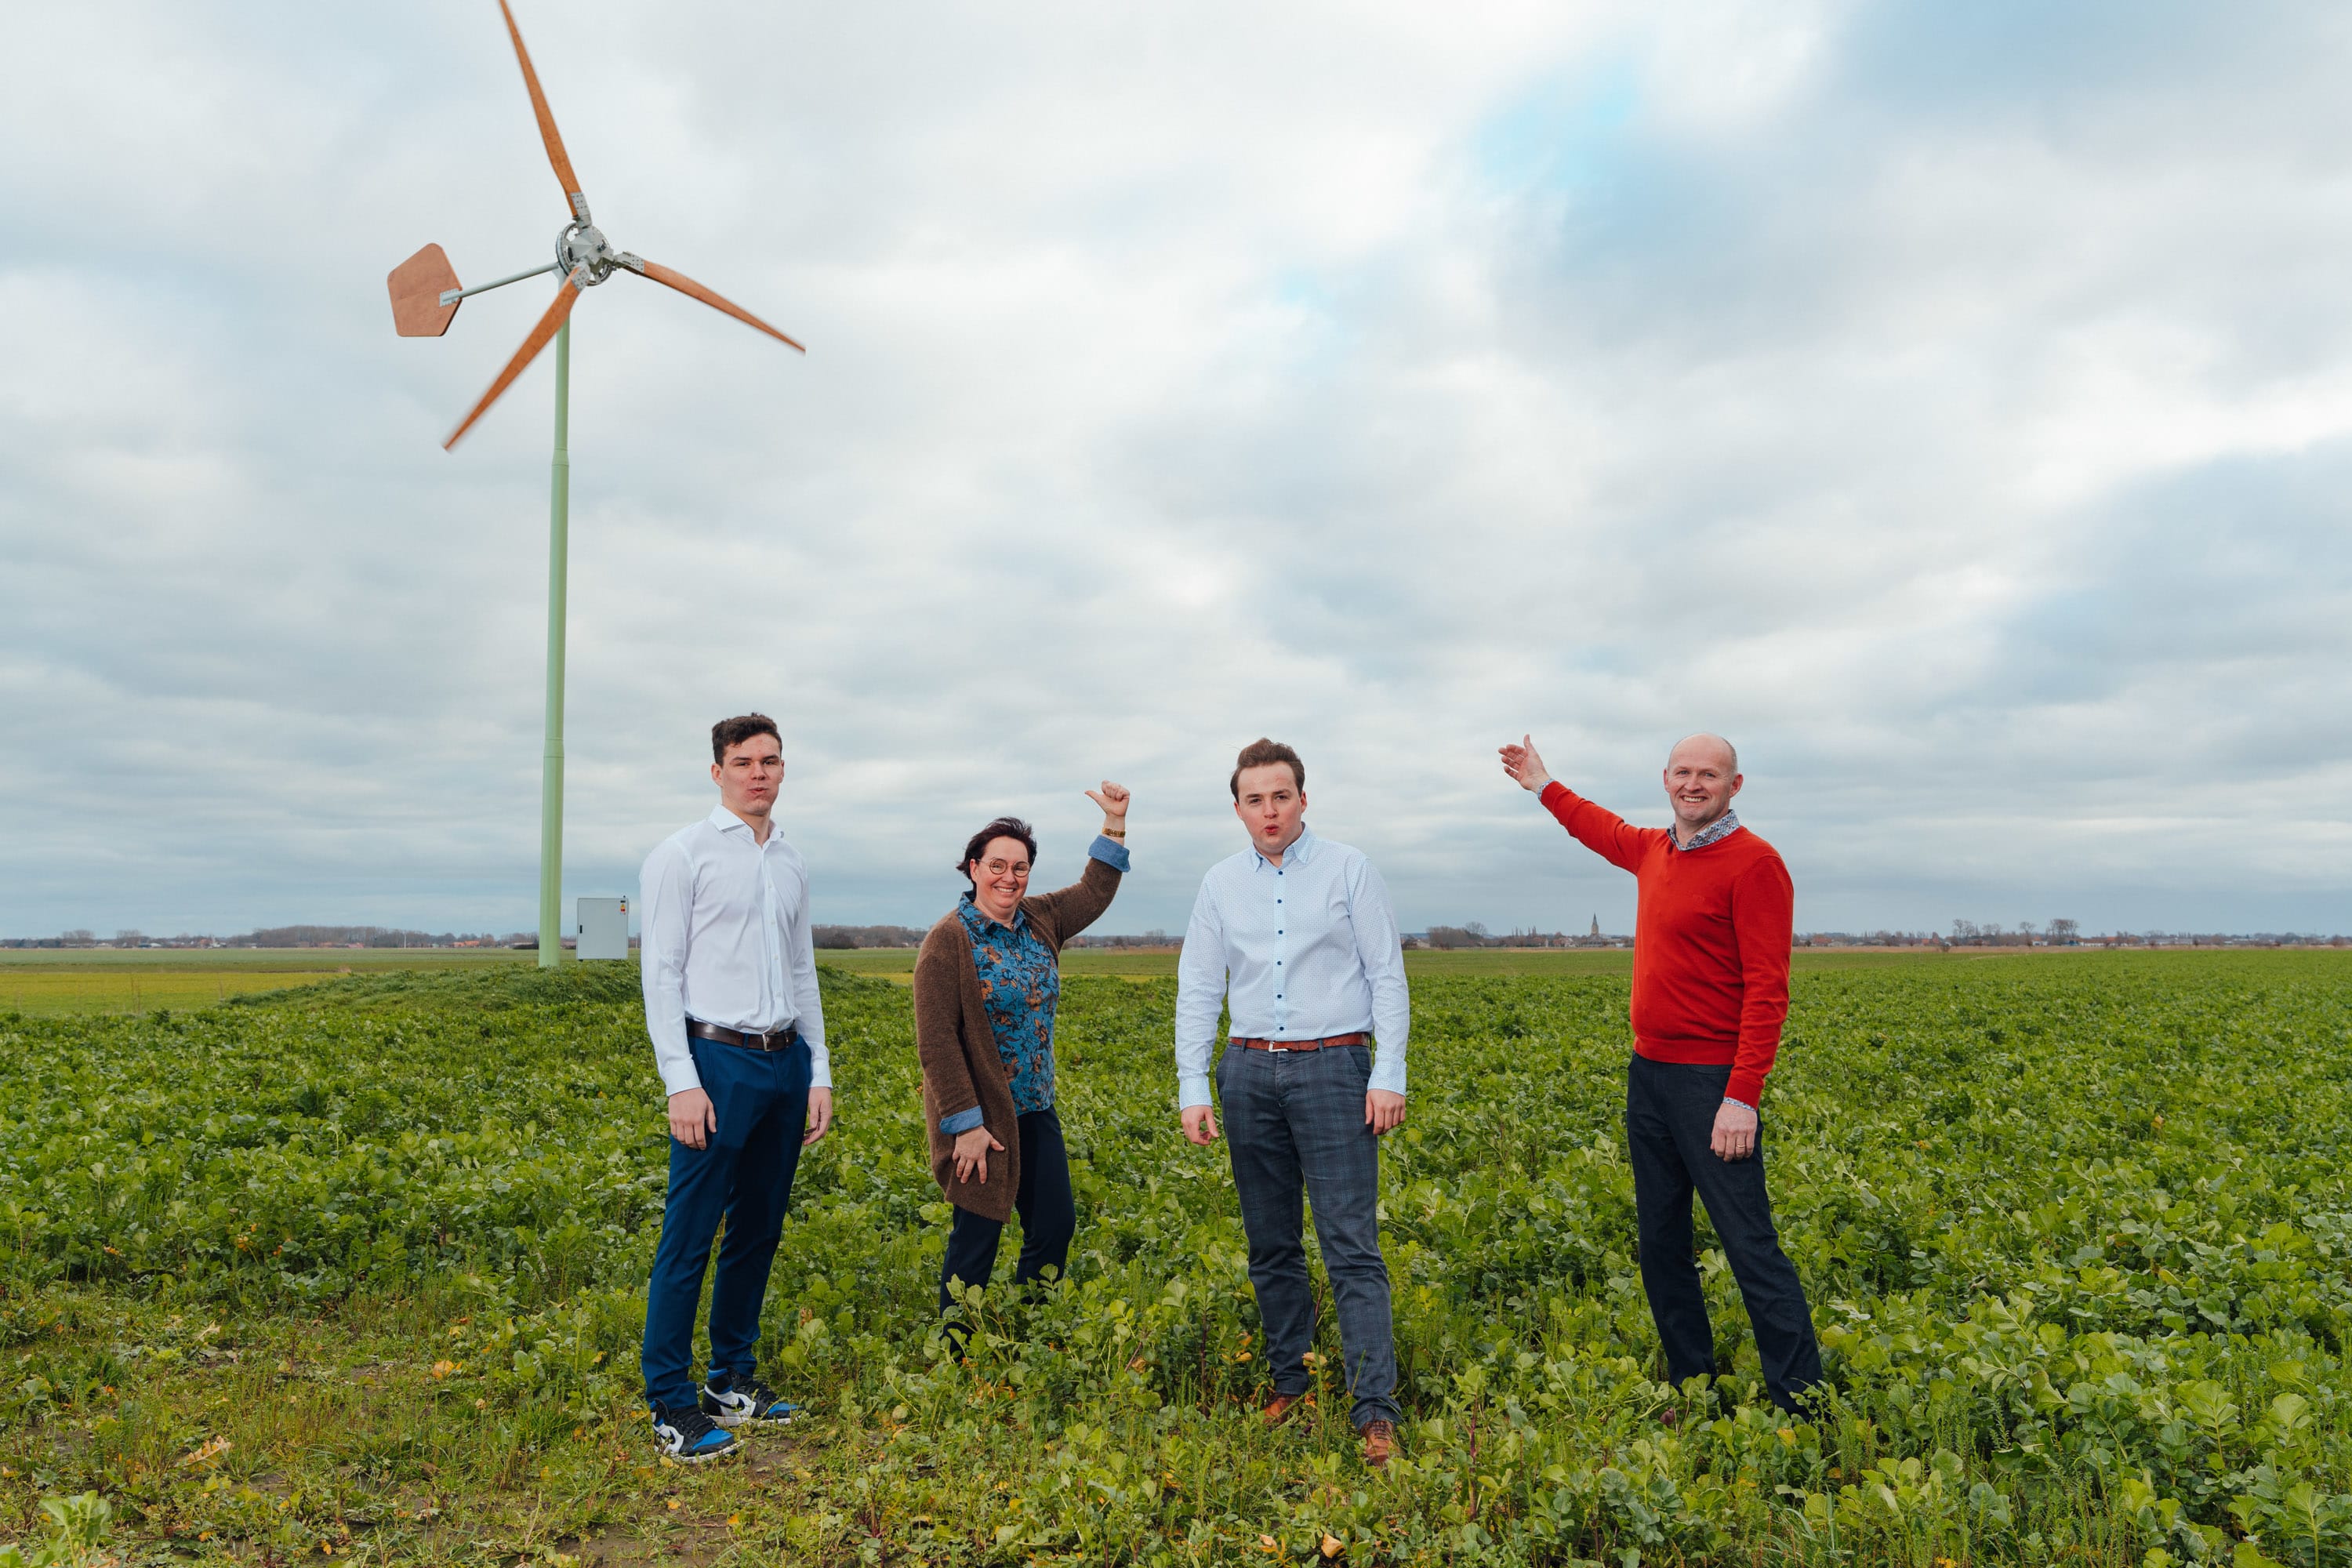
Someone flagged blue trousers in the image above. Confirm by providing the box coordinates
[640,1036,810,1410]
[1218,1042,1400,1428]
[1624,1053,1822,1411]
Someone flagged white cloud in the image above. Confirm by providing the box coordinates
[2,0,2348,939]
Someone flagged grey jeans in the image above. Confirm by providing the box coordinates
[1217,1041,1400,1428]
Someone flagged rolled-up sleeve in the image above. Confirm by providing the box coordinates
[1088,834,1131,873]
[639,841,699,1097]
[1344,856,1410,1096]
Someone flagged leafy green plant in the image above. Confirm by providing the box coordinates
[2,953,2348,1563]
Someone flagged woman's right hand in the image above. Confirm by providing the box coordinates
[953,1125,1005,1184]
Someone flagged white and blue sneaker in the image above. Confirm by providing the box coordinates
[652,1403,739,1463]
[699,1374,802,1428]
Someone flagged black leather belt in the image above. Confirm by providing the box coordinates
[688,1019,802,1052]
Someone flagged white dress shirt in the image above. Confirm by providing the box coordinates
[1174,828,1410,1109]
[640,804,829,1098]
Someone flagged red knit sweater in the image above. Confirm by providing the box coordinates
[1538,782,1793,1105]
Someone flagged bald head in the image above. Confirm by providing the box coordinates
[1661,733,1742,841]
[1668,733,1738,775]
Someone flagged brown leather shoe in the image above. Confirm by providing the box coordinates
[1358,1418,1395,1468]
[1261,1391,1308,1428]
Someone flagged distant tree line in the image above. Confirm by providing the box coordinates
[1417,923,1621,950]
[812,924,927,949]
[1949,919,2081,946]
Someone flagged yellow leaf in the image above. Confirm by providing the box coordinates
[1321,1534,1344,1559]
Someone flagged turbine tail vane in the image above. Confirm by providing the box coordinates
[497,0,590,222]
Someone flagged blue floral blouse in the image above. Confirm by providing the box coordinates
[939,835,1130,1134]
[957,897,1062,1118]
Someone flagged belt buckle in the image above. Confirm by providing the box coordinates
[1268,1043,1289,1052]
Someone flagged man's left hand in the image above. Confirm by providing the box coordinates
[1711,1098,1757,1161]
[1365,1089,1406,1136]
[804,1087,835,1146]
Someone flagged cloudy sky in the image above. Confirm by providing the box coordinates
[5,1,2350,940]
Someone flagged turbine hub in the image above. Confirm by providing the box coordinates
[557,220,618,285]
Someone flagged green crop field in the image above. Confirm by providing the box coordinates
[0,949,527,1018]
[2,953,2347,1566]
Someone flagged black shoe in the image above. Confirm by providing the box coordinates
[700,1374,802,1428]
[651,1403,739,1462]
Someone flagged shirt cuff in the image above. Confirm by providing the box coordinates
[1367,1054,1406,1098]
[939,1105,985,1135]
[1088,834,1131,873]
[1178,1073,1214,1110]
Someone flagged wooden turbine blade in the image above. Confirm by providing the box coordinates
[444,267,589,450]
[387,244,462,337]
[496,0,590,219]
[622,257,805,352]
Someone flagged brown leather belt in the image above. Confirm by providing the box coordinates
[1232,1032,1370,1052]
[688,1019,803,1053]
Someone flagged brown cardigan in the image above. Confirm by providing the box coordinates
[913,855,1122,1221]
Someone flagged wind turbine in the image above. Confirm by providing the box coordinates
[386,0,804,967]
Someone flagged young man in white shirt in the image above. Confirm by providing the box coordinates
[636,714,833,1461]
[1174,738,1410,1468]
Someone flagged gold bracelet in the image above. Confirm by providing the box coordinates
[1103,827,1127,837]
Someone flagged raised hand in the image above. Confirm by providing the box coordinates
[1498,734,1554,793]
[1086,781,1131,831]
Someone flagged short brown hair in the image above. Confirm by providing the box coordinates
[1229,738,1305,798]
[711,713,782,764]
[958,816,1037,891]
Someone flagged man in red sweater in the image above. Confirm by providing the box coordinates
[1498,731,1822,1413]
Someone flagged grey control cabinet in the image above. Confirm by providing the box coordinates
[576,896,630,961]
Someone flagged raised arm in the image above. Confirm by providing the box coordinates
[1027,783,1132,946]
[1499,732,1653,874]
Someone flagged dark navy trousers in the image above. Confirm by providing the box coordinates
[939,1107,1076,1316]
[640,1035,810,1411]
[1624,1053,1823,1411]
[1218,1041,1400,1428]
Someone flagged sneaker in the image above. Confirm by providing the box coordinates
[1358,1418,1395,1469]
[652,1403,739,1463]
[701,1374,802,1428]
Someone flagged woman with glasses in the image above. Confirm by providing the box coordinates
[914,784,1131,1330]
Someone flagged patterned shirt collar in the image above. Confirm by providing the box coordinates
[1671,808,1743,851]
[958,891,1027,934]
